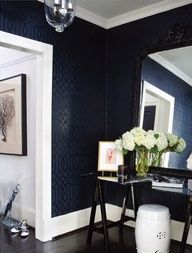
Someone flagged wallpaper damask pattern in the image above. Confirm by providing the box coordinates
[0,1,106,217]
[1,0,192,221]
[106,4,192,221]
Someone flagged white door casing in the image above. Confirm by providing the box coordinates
[140,81,175,167]
[0,31,53,241]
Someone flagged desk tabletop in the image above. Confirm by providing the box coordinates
[98,176,192,196]
[98,176,151,184]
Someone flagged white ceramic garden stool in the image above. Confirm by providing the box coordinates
[135,204,171,253]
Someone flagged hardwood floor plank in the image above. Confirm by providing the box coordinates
[0,222,191,253]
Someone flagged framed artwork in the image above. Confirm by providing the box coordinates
[97,141,124,172]
[0,74,27,156]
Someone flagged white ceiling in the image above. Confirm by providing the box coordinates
[150,46,192,86]
[158,47,192,79]
[77,0,162,19]
[40,0,192,28]
[76,0,191,28]
[0,47,32,66]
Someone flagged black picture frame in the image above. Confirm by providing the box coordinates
[0,74,27,156]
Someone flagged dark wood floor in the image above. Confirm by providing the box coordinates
[0,223,192,253]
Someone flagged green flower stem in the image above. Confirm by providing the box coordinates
[136,149,149,177]
[150,151,164,166]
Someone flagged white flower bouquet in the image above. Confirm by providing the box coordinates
[115,127,186,176]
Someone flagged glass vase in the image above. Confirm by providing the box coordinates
[136,150,149,177]
[150,152,163,167]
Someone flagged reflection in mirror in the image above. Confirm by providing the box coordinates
[140,81,175,167]
[140,81,175,133]
[140,46,192,168]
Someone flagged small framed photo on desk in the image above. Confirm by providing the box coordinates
[97,141,124,172]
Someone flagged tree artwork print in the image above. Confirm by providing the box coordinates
[0,74,27,155]
[0,93,15,142]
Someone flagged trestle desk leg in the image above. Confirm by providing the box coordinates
[87,179,98,244]
[179,196,192,253]
[120,186,131,230]
[98,180,110,252]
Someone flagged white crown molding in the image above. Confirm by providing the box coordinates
[38,0,191,29]
[0,55,36,69]
[149,53,192,87]
[76,6,107,29]
[106,0,192,29]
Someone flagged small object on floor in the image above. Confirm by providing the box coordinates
[11,219,23,233]
[20,226,29,237]
[11,226,21,233]
[10,219,29,237]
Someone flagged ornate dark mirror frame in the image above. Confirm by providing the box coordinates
[133,24,192,126]
[132,24,192,178]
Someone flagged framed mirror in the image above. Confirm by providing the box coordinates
[133,24,192,172]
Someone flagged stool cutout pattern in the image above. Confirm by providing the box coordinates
[135,204,171,253]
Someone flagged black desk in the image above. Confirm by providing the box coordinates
[87,176,192,253]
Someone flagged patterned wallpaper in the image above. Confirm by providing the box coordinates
[0,1,106,217]
[106,4,192,221]
[1,0,192,221]
[106,4,192,140]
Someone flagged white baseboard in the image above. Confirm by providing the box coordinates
[10,203,101,240]
[49,206,102,239]
[49,203,191,245]
[13,202,191,245]
[11,203,35,227]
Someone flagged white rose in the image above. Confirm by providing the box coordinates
[134,135,145,146]
[175,138,186,153]
[146,130,156,137]
[156,134,168,152]
[142,135,156,150]
[123,138,135,151]
[122,132,135,151]
[130,127,146,146]
[122,131,132,140]
[166,133,178,147]
[130,127,146,136]
[115,139,123,152]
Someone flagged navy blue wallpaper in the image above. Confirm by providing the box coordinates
[142,57,192,168]
[106,4,192,221]
[0,1,106,217]
[106,4,192,140]
[1,0,192,222]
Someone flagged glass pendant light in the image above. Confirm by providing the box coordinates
[44,0,76,32]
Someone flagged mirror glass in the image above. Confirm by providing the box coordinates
[140,46,192,168]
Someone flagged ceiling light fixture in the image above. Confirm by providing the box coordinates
[44,0,76,32]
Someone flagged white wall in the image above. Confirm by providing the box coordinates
[145,92,170,132]
[0,50,37,227]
